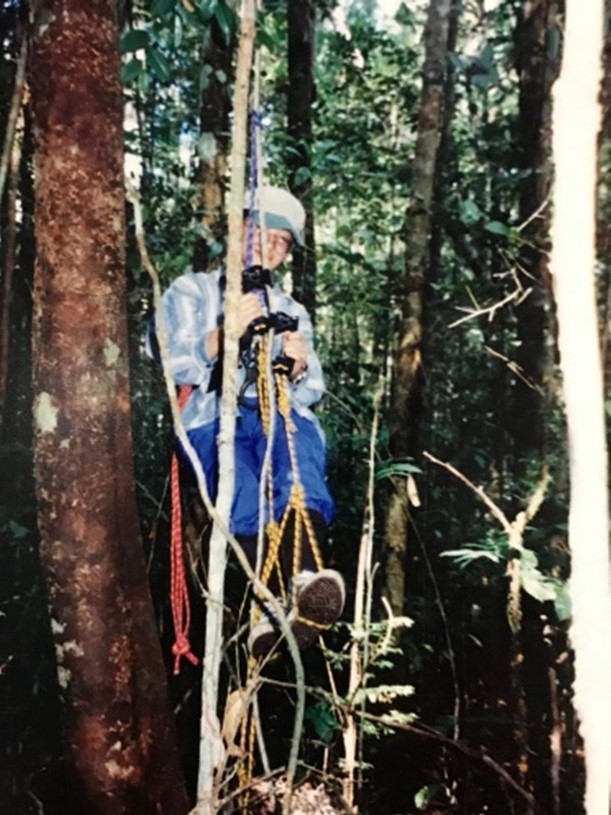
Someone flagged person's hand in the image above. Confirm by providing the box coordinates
[238,292,265,338]
[282,331,309,380]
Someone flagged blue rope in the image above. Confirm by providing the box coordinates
[245,110,264,269]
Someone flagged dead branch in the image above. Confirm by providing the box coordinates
[423,451,512,533]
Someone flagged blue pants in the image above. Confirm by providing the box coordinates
[186,406,335,537]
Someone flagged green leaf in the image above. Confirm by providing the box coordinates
[375,458,422,480]
[354,683,414,705]
[440,546,501,567]
[121,58,144,84]
[519,548,539,569]
[472,68,500,89]
[293,166,312,187]
[147,46,172,83]
[121,28,150,54]
[8,520,29,539]
[379,709,416,726]
[415,783,446,810]
[484,220,510,236]
[478,42,494,70]
[214,1,236,43]
[304,701,339,743]
[395,2,414,26]
[460,198,482,225]
[257,28,277,51]
[521,569,557,603]
[553,586,572,621]
[151,0,175,16]
[196,0,217,23]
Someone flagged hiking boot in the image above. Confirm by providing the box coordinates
[289,569,345,650]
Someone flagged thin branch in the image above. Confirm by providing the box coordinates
[449,286,529,329]
[0,34,27,204]
[423,451,512,533]
[484,344,539,390]
[516,196,549,233]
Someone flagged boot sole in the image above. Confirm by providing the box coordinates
[290,571,345,650]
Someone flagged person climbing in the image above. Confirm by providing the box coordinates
[149,186,344,659]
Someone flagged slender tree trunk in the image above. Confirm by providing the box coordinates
[29,2,188,811]
[512,0,562,458]
[508,4,563,804]
[287,0,316,315]
[385,0,451,614]
[551,2,611,812]
[599,0,611,392]
[196,25,233,271]
[194,2,256,811]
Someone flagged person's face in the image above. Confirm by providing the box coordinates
[244,225,293,271]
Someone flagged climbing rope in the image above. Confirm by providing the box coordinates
[169,385,199,675]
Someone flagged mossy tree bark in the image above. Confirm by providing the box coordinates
[29,2,188,811]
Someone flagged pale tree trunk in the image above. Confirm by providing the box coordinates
[287,0,316,316]
[599,0,611,392]
[550,1,611,813]
[193,1,256,812]
[29,2,188,812]
[385,0,451,614]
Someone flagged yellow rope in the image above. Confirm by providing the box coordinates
[256,335,272,436]
[237,694,257,815]
[241,347,327,801]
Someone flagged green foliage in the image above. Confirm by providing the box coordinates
[441,535,571,621]
[414,782,451,811]
[375,457,422,480]
[305,699,339,744]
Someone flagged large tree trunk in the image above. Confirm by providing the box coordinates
[29,2,188,812]
[384,0,451,614]
[287,0,317,316]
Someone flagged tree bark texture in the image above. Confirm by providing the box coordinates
[196,25,232,271]
[29,2,188,812]
[287,0,317,316]
[512,0,562,457]
[385,0,451,615]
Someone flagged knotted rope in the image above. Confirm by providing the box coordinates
[169,385,199,674]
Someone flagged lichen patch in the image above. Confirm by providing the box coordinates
[35,392,59,433]
[103,338,121,367]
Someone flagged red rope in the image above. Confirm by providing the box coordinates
[170,385,199,675]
